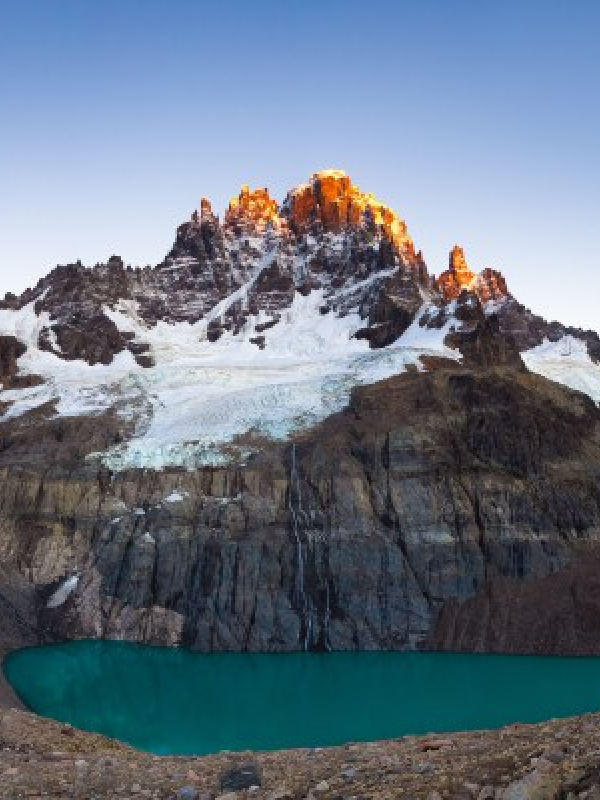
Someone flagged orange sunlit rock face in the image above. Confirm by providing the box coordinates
[197,170,420,260]
[437,245,477,299]
[200,197,214,218]
[437,246,509,304]
[283,170,415,254]
[224,185,282,232]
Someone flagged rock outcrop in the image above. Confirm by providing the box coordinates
[437,246,509,305]
[224,185,282,233]
[0,336,26,381]
[436,245,600,362]
[282,170,418,259]
[437,245,476,299]
[444,291,523,368]
[495,298,600,362]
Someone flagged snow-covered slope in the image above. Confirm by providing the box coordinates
[523,336,600,405]
[1,169,598,471]
[0,286,460,469]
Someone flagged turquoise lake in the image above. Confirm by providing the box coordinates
[5,641,600,756]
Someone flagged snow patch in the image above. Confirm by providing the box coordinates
[523,336,600,405]
[0,298,138,419]
[164,490,189,503]
[46,575,79,608]
[484,297,510,315]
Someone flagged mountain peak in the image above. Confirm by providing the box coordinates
[282,170,415,257]
[1,171,599,478]
[437,245,509,305]
[224,184,282,233]
[440,245,477,297]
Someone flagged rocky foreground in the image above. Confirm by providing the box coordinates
[2,700,600,800]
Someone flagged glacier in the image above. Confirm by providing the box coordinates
[2,285,598,472]
[0,288,460,470]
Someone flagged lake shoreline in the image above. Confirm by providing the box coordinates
[4,640,600,797]
[0,646,26,712]
[1,702,600,798]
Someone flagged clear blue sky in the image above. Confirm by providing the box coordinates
[1,0,598,331]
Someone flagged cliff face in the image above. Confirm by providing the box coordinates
[0,359,599,656]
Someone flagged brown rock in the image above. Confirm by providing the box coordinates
[224,185,282,233]
[283,170,415,255]
[477,268,509,304]
[437,245,477,300]
[437,246,510,305]
[0,336,26,381]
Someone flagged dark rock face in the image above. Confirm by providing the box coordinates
[496,299,600,363]
[429,553,600,655]
[0,336,26,380]
[0,363,598,656]
[445,292,523,368]
[1,259,150,368]
[43,314,126,366]
[0,337,43,390]
[220,764,262,791]
[355,271,423,348]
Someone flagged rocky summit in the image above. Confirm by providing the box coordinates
[0,169,599,663]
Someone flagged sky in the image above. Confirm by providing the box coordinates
[0,0,598,331]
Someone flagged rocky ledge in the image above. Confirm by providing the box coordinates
[3,703,600,799]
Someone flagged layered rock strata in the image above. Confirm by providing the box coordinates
[0,358,598,655]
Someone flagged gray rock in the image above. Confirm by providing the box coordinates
[541,749,567,763]
[220,763,262,791]
[454,791,475,800]
[501,768,560,800]
[174,789,199,800]
[414,763,435,774]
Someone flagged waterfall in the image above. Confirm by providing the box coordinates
[304,613,312,652]
[289,444,308,648]
[289,443,333,652]
[323,580,332,652]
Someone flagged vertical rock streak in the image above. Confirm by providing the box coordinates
[289,444,308,648]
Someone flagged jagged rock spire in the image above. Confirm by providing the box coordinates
[437,245,509,305]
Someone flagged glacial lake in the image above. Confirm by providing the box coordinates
[5,641,600,756]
